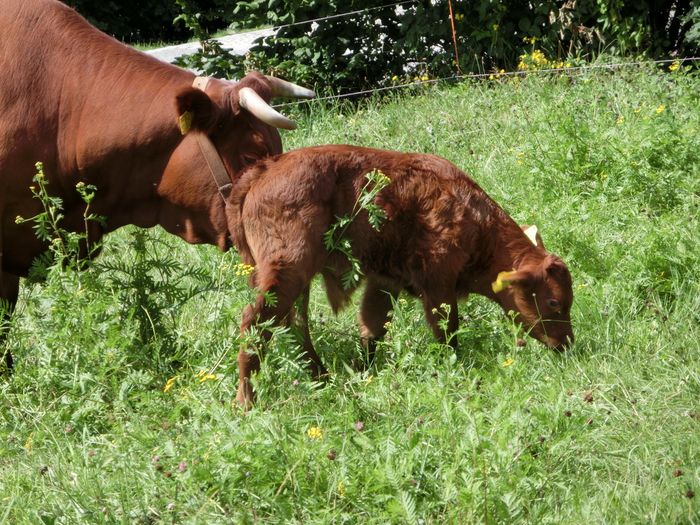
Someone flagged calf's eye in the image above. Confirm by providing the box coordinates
[546,298,560,309]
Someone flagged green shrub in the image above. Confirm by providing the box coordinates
[62,0,229,43]
[177,0,698,93]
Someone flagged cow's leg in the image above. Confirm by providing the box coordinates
[358,278,401,365]
[421,286,459,351]
[0,272,20,373]
[236,267,310,408]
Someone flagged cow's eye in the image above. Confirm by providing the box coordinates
[546,298,560,309]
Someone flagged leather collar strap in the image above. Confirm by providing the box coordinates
[192,76,232,201]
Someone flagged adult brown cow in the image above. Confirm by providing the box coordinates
[0,0,314,368]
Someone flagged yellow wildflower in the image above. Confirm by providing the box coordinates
[492,23,499,31]
[197,370,219,383]
[163,376,177,393]
[420,75,429,82]
[669,60,680,72]
[233,263,255,277]
[502,357,514,367]
[391,75,398,82]
[655,104,666,114]
[616,116,624,125]
[307,426,323,440]
[24,432,34,452]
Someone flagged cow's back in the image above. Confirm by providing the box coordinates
[0,0,181,189]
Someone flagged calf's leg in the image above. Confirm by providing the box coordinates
[236,267,311,408]
[358,278,401,365]
[293,285,327,378]
[0,272,20,372]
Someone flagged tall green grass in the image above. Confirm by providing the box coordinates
[1,64,699,523]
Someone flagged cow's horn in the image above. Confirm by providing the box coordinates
[239,87,297,130]
[265,75,316,99]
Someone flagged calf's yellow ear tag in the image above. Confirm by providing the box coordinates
[178,111,193,135]
[492,270,518,294]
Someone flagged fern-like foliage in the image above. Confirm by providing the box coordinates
[323,169,391,289]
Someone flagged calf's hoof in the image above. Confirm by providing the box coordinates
[309,362,329,381]
[1,350,12,375]
[235,380,256,411]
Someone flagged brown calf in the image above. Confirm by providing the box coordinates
[227,145,574,406]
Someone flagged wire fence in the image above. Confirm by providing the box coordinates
[265,0,418,31]
[207,1,699,106]
[273,56,700,107]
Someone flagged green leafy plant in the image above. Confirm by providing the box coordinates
[323,169,391,289]
[172,0,240,77]
[97,229,213,352]
[15,162,102,281]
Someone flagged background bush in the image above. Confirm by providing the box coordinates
[62,0,229,43]
[65,0,699,93]
[221,0,697,92]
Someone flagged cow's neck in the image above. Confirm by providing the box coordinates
[59,47,231,247]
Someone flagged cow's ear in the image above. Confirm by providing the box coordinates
[175,88,216,135]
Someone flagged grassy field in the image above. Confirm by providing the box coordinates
[1,63,699,523]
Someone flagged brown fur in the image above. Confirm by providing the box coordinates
[226,145,575,406]
[0,0,298,364]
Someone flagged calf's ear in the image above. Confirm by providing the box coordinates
[520,224,545,249]
[175,88,216,135]
[544,255,570,280]
[492,269,534,293]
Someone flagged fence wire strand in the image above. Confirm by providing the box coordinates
[231,0,418,35]
[273,57,700,108]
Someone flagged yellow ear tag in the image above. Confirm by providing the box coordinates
[492,270,517,294]
[178,111,193,135]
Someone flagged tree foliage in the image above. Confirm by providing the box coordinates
[214,0,697,93]
[62,0,229,43]
[65,0,698,92]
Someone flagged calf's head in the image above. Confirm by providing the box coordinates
[493,254,574,351]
